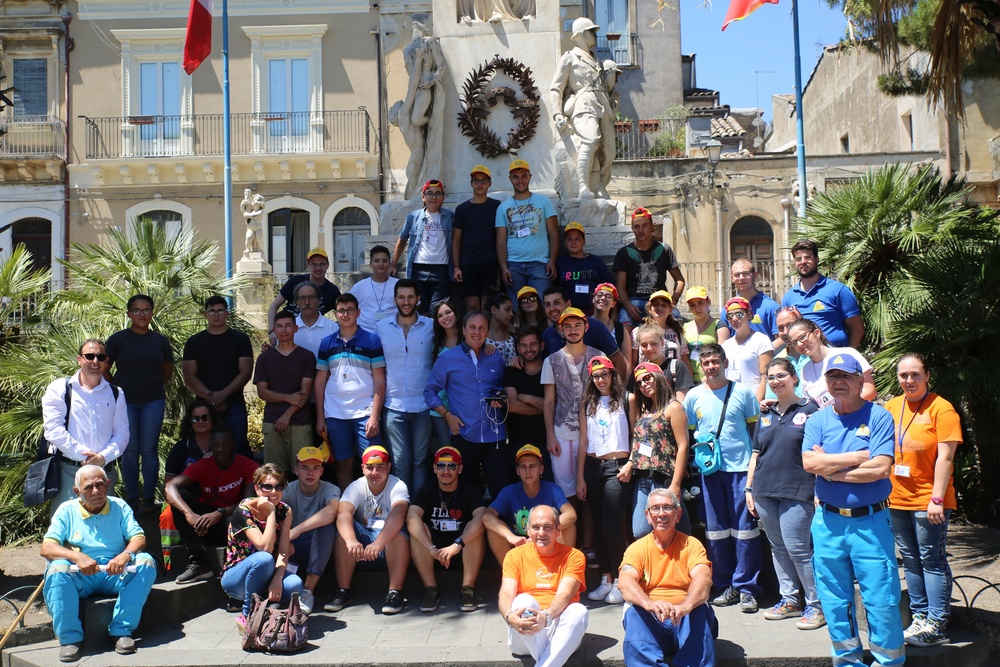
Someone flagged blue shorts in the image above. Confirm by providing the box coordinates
[326,416,381,460]
[352,520,409,569]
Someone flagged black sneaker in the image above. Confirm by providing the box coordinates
[226,597,243,613]
[711,586,739,607]
[382,589,404,614]
[460,586,478,612]
[324,588,352,612]
[420,587,440,612]
[175,561,213,584]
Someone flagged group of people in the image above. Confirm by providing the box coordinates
[38,160,961,667]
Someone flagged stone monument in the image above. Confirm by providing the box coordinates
[235,188,271,274]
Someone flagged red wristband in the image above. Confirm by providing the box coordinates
[930,497,944,506]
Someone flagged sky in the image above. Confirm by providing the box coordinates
[679,0,850,121]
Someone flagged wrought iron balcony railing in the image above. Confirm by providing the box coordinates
[0,115,66,160]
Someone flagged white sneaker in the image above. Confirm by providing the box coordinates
[299,589,314,615]
[604,579,624,604]
[588,578,614,601]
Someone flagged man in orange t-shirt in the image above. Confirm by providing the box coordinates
[619,488,718,667]
[498,505,588,667]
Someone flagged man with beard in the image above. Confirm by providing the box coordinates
[377,279,435,493]
[780,239,864,348]
[495,160,559,303]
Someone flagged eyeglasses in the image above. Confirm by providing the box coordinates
[592,291,613,301]
[296,294,318,301]
[435,462,459,471]
[732,271,754,279]
[591,372,611,382]
[519,295,538,304]
[766,373,791,382]
[728,311,747,320]
[308,262,328,269]
[423,191,444,198]
[206,309,228,316]
[82,353,108,362]
[191,414,212,423]
[335,308,358,316]
[471,178,491,185]
[257,483,285,492]
[790,331,813,347]
[647,504,677,515]
[130,308,152,316]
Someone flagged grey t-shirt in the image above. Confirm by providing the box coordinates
[284,480,341,528]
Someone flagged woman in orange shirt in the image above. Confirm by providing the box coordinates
[886,353,962,648]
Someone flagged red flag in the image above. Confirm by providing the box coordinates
[722,0,778,31]
[183,0,213,74]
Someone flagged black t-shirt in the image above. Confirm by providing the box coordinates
[503,366,547,447]
[611,242,679,300]
[412,480,485,547]
[164,437,209,477]
[106,328,174,403]
[278,275,342,316]
[454,198,501,265]
[182,328,254,407]
[751,399,819,502]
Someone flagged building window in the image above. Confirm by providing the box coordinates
[267,58,309,137]
[268,208,310,275]
[901,112,914,152]
[840,133,850,154]
[133,209,183,240]
[11,217,52,271]
[12,59,48,117]
[595,0,635,66]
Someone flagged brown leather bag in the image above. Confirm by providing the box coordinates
[241,593,308,652]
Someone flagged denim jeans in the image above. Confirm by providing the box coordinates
[122,399,166,503]
[326,416,381,460]
[890,508,953,623]
[506,261,550,307]
[221,551,303,617]
[410,263,450,315]
[383,408,432,493]
[632,475,691,539]
[753,496,818,607]
[221,402,252,459]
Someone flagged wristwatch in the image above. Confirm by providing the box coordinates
[454,537,465,548]
[125,550,136,562]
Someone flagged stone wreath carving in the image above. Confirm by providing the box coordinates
[457,57,541,158]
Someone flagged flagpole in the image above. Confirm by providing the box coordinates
[222,0,233,280]
[792,0,808,219]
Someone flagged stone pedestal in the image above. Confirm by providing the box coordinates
[236,254,272,274]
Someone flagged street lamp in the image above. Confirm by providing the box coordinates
[705,139,722,188]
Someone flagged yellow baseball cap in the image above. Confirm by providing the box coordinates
[509,159,531,172]
[470,165,491,178]
[517,286,539,300]
[685,286,709,302]
[564,222,586,237]
[296,446,326,464]
[558,307,587,325]
[515,444,543,461]
[307,247,328,260]
[648,290,673,305]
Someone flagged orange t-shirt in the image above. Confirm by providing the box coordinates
[502,542,586,607]
[620,532,711,604]
[885,393,963,510]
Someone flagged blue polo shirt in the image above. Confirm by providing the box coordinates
[720,291,780,340]
[684,381,760,472]
[752,399,818,502]
[802,401,894,507]
[781,275,861,347]
[316,326,385,420]
[424,343,507,443]
[542,317,620,360]
[44,496,143,562]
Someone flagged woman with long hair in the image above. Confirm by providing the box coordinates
[486,292,517,364]
[430,298,463,450]
[721,297,774,402]
[786,318,875,407]
[632,290,689,370]
[886,353,962,647]
[164,399,219,483]
[746,358,825,630]
[634,322,695,401]
[576,356,632,605]
[622,363,690,539]
[514,286,547,330]
[591,283,631,377]
[221,464,303,630]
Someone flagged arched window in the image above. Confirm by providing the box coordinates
[730,215,776,294]
[12,217,52,271]
[268,208,310,274]
[133,209,183,240]
[331,206,370,273]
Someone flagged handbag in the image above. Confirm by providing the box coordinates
[241,592,308,652]
[23,380,72,507]
[690,381,733,476]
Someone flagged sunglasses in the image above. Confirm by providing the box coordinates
[519,295,538,303]
[728,311,747,319]
[435,462,459,471]
[258,483,285,492]
[82,353,108,362]
[190,414,212,423]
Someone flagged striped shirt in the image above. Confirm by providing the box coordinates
[317,327,385,420]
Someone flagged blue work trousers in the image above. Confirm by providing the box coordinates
[699,470,762,595]
[622,603,718,667]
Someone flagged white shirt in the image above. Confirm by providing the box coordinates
[341,475,409,529]
[413,211,448,265]
[294,313,337,359]
[376,315,435,413]
[722,331,773,392]
[42,371,129,463]
[800,346,872,408]
[353,276,399,333]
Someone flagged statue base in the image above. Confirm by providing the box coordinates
[558,198,625,227]
[236,256,272,274]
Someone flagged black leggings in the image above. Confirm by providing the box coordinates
[584,456,633,574]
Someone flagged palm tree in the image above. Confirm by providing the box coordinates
[0,222,256,540]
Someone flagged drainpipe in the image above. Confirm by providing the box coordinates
[61,14,74,288]
[372,27,386,205]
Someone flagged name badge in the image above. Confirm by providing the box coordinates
[690,349,700,362]
[367,518,385,531]
[375,310,388,321]
[286,562,299,575]
[638,443,653,458]
[439,519,459,532]
[516,226,530,238]
[894,464,911,478]
[575,284,589,294]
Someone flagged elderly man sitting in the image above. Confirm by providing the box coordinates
[618,488,718,667]
[41,465,156,662]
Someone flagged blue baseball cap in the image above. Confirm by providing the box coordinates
[824,354,863,376]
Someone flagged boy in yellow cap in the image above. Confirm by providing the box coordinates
[556,221,614,314]
[454,165,502,312]
[496,159,559,305]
